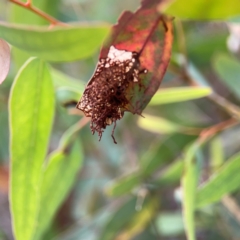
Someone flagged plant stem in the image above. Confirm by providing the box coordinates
[199,118,238,143]
[9,0,66,26]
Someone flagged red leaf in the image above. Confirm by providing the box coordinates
[101,1,173,113]
[77,0,173,143]
[0,39,11,84]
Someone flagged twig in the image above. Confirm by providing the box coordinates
[199,118,238,143]
[222,195,240,224]
[209,93,240,120]
[70,117,90,137]
[9,0,66,26]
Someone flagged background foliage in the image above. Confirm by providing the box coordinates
[1,0,240,240]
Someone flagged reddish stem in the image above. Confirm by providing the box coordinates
[9,0,67,26]
[199,118,238,143]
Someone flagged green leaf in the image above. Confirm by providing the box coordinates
[162,0,240,20]
[99,197,156,240]
[154,159,184,186]
[51,68,84,91]
[196,152,240,208]
[105,172,141,197]
[181,142,199,240]
[138,114,183,134]
[58,121,83,150]
[56,87,81,105]
[106,135,196,198]
[9,58,54,240]
[0,22,109,62]
[9,0,60,67]
[99,197,137,240]
[212,53,240,99]
[117,198,158,239]
[106,138,172,197]
[141,134,196,177]
[34,140,83,240]
[149,87,212,105]
[51,68,83,105]
[138,114,201,135]
[209,136,224,171]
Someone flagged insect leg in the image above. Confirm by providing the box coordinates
[111,121,117,144]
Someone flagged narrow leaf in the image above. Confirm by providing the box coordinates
[0,39,11,84]
[0,22,109,62]
[149,87,212,105]
[116,198,158,240]
[51,68,84,91]
[106,135,193,197]
[181,142,198,240]
[138,114,201,135]
[209,137,224,171]
[10,58,54,240]
[99,198,137,240]
[196,152,240,208]
[138,114,184,134]
[141,134,196,177]
[34,140,83,240]
[162,0,240,20]
[105,172,141,197]
[154,159,184,186]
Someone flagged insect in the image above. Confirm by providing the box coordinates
[76,45,147,144]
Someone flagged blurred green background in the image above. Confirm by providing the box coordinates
[1,0,240,240]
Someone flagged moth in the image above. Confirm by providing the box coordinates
[76,45,147,143]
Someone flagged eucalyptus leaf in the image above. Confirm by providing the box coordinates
[0,21,109,62]
[99,198,137,240]
[181,142,199,240]
[51,68,84,91]
[34,140,83,240]
[196,152,240,208]
[138,114,201,135]
[105,172,141,197]
[10,58,54,240]
[149,87,212,105]
[138,114,183,134]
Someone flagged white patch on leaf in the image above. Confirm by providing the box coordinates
[107,46,132,62]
